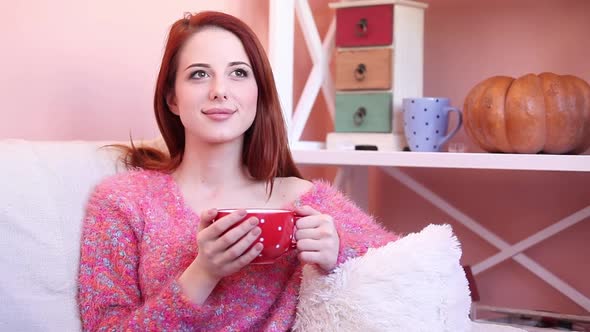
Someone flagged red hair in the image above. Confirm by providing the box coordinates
[116,11,302,192]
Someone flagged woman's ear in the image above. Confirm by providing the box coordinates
[166,92,180,115]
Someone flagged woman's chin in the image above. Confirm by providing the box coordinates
[201,133,243,145]
[185,126,250,146]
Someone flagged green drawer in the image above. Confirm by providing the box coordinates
[335,93,392,133]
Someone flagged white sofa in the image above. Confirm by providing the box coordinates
[0,139,524,331]
[0,140,120,331]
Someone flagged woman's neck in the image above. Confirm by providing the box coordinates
[173,136,254,196]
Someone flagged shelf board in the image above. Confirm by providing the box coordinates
[292,149,590,172]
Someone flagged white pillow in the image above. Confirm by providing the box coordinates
[0,140,120,332]
[294,224,473,332]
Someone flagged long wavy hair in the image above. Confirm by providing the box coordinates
[115,11,302,193]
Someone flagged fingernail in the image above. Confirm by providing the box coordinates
[249,217,259,225]
[238,209,247,216]
[252,227,261,235]
[208,208,217,216]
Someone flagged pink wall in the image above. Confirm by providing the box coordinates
[0,0,263,141]
[424,0,590,153]
[2,0,589,317]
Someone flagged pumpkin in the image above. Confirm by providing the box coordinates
[463,72,590,154]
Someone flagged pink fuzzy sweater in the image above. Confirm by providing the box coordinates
[78,170,397,331]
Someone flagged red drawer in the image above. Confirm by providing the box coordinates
[335,4,393,47]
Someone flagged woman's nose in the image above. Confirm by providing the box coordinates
[209,78,228,101]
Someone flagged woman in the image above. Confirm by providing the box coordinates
[77,11,397,331]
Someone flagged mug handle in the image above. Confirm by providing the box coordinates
[438,107,463,148]
[291,214,302,249]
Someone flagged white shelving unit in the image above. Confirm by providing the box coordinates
[292,149,590,172]
[268,0,590,313]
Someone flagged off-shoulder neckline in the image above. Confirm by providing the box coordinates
[158,172,322,220]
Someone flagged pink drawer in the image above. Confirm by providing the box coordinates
[335,4,393,47]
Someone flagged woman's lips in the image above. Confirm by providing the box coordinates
[202,108,236,121]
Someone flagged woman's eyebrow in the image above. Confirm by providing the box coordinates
[184,62,252,71]
[185,63,210,71]
[229,61,251,68]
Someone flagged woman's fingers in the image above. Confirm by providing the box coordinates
[297,251,323,265]
[194,209,270,278]
[292,207,340,272]
[295,227,327,240]
[296,238,324,251]
[226,241,264,271]
[294,205,321,217]
[294,206,332,231]
[221,222,262,260]
[214,216,259,251]
[198,208,218,233]
[295,216,322,230]
[200,209,247,239]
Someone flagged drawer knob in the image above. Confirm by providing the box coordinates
[353,107,367,126]
[354,63,367,81]
[355,18,368,37]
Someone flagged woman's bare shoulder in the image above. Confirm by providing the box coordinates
[273,177,314,205]
[280,176,313,193]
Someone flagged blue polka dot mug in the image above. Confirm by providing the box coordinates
[402,97,463,152]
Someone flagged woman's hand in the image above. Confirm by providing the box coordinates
[179,208,262,303]
[294,205,340,272]
[193,208,263,279]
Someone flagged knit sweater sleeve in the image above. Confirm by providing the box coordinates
[77,179,213,331]
[300,181,399,266]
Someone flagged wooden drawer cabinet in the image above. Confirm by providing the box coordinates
[335,4,393,47]
[335,93,392,132]
[328,0,427,150]
[335,48,392,90]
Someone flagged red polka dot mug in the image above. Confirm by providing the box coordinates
[214,209,300,264]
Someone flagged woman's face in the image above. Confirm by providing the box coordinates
[169,26,258,145]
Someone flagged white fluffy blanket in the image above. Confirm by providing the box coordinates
[294,224,473,332]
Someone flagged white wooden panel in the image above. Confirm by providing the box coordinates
[346,166,369,211]
[292,65,322,143]
[290,2,336,143]
[473,206,590,274]
[295,0,322,63]
[392,5,425,134]
[321,19,336,122]
[268,0,295,132]
[333,167,347,190]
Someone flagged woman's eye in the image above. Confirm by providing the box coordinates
[190,70,208,79]
[231,68,248,78]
